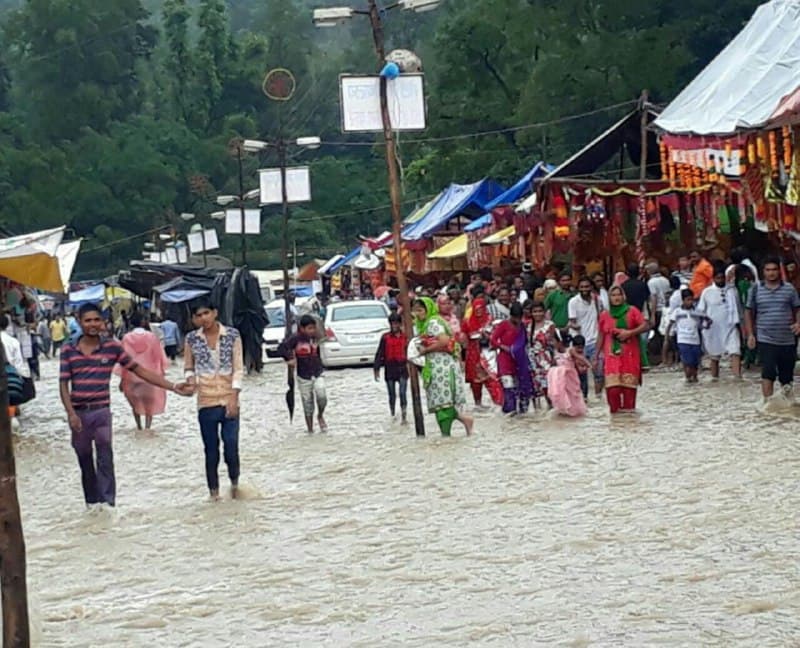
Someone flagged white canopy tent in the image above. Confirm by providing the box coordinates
[655,0,800,135]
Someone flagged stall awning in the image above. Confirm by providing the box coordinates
[0,226,80,293]
[325,246,360,274]
[543,107,660,180]
[481,225,516,245]
[428,234,468,259]
[68,284,105,304]
[655,0,800,135]
[402,179,504,241]
[160,288,209,303]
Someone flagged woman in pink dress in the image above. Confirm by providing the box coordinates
[547,333,589,417]
[117,313,169,431]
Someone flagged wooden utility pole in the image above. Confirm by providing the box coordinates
[0,343,30,647]
[368,0,425,436]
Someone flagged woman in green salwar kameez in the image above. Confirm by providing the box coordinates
[412,298,474,437]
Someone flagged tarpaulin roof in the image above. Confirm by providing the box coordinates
[324,246,361,274]
[544,107,661,181]
[68,283,105,304]
[160,288,209,303]
[0,226,81,293]
[481,225,516,245]
[464,163,550,232]
[404,195,440,225]
[655,0,800,135]
[401,178,505,241]
[427,234,468,259]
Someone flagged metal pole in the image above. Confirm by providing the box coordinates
[279,141,292,341]
[368,0,425,437]
[0,343,30,647]
[639,89,649,181]
[237,146,248,266]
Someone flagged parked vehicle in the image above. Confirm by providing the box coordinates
[320,300,390,368]
[262,296,322,358]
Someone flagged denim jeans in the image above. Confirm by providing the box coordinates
[198,406,240,492]
[385,377,408,415]
[73,408,115,506]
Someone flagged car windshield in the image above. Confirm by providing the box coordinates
[265,307,286,327]
[331,304,386,322]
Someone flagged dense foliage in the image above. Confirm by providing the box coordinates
[0,0,760,277]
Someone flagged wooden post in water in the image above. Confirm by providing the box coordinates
[0,343,30,647]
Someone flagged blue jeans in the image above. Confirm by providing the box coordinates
[580,343,602,398]
[198,406,240,492]
[386,377,408,415]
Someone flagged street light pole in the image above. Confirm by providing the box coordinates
[367,0,425,437]
[278,140,292,341]
[236,146,248,266]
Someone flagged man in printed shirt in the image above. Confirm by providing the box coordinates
[184,298,244,500]
[60,303,190,508]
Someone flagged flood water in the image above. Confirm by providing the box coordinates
[13,357,800,646]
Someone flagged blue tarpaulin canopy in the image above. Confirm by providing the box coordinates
[464,162,552,232]
[160,288,209,303]
[324,246,361,275]
[68,283,105,304]
[401,178,504,241]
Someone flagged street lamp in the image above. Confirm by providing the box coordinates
[312,0,441,438]
[241,135,319,339]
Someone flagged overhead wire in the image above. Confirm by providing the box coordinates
[319,99,638,147]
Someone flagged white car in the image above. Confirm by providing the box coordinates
[262,296,319,358]
[320,300,390,368]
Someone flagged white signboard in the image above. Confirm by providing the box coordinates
[259,167,311,204]
[187,228,220,253]
[163,248,178,264]
[669,147,743,177]
[340,74,426,132]
[225,208,261,234]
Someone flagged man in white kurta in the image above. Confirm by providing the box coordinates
[698,269,742,379]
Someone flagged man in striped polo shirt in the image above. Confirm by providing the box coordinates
[59,303,192,507]
[744,257,800,400]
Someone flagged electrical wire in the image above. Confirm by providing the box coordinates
[319,100,638,147]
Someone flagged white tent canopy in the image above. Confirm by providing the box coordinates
[655,0,800,135]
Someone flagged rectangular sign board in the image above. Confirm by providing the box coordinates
[259,167,312,205]
[340,74,426,133]
[225,209,261,234]
[187,228,219,253]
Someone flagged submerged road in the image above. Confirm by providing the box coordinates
[13,357,800,646]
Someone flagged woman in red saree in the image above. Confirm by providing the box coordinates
[595,286,649,414]
[461,296,502,407]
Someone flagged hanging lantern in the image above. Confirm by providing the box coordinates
[769,130,779,178]
[783,126,792,169]
[747,139,757,165]
[552,193,570,238]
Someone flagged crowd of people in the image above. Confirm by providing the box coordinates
[5,244,800,508]
[371,247,800,434]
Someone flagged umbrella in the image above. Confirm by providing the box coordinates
[286,365,295,421]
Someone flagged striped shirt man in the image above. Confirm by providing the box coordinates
[746,281,800,346]
[60,337,136,408]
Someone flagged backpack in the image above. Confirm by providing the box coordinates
[5,363,25,406]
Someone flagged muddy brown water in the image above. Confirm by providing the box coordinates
[13,358,800,646]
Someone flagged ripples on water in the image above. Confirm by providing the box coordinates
[12,360,800,646]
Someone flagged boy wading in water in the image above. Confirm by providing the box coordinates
[184,299,244,500]
[59,303,191,508]
[281,314,328,434]
[374,313,409,423]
